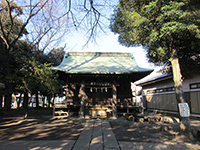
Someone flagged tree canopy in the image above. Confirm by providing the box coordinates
[0,0,65,109]
[0,0,113,109]
[110,0,200,77]
[110,0,200,137]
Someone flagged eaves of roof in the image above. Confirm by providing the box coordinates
[135,72,173,86]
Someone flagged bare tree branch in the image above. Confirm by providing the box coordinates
[10,1,49,48]
[6,0,14,39]
[1,0,115,53]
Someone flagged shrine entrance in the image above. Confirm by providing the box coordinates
[85,83,113,107]
[52,52,153,119]
[79,81,117,119]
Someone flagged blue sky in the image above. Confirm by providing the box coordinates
[61,1,161,71]
[47,0,162,72]
[65,30,159,70]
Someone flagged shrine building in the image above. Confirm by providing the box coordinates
[51,52,153,118]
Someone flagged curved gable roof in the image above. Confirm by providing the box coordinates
[51,52,153,74]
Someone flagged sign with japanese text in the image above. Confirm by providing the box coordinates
[178,103,190,117]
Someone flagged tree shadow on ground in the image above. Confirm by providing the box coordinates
[0,117,86,141]
[109,118,200,143]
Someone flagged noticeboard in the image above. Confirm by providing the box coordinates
[178,103,190,117]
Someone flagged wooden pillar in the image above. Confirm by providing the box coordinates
[79,81,85,118]
[112,81,117,119]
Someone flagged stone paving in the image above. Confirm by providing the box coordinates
[73,119,120,150]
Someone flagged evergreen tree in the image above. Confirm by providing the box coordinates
[110,0,200,138]
[0,0,28,109]
[0,0,50,109]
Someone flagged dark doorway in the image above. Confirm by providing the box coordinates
[85,86,112,107]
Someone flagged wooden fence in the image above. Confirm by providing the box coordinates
[144,91,200,114]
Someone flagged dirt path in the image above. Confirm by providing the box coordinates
[0,117,86,141]
[109,117,200,143]
[0,116,200,145]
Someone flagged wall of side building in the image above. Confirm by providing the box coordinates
[140,75,200,114]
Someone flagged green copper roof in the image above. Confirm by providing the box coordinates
[51,52,153,74]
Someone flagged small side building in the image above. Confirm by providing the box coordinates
[134,69,200,115]
[52,52,153,118]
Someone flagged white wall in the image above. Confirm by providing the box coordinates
[183,75,200,92]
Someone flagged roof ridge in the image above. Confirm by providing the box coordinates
[68,52,132,57]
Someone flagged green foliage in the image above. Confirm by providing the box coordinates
[17,56,60,96]
[0,39,61,97]
[0,0,29,95]
[0,0,66,109]
[0,0,27,45]
[110,0,200,77]
[47,48,65,66]
[0,0,64,102]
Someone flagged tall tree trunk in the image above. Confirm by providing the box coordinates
[170,57,193,139]
[0,94,3,108]
[3,51,13,109]
[42,96,45,107]
[36,92,39,108]
[47,95,52,108]
[4,82,13,109]
[23,92,29,109]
